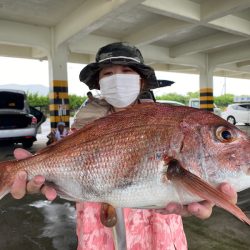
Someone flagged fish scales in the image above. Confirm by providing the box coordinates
[0,103,250,224]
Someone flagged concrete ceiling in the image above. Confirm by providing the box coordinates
[0,0,250,79]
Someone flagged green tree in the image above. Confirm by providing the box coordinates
[27,93,49,107]
[27,93,88,116]
[214,94,234,108]
[155,92,235,109]
[27,93,87,110]
[156,93,187,104]
[186,91,199,99]
[69,94,86,110]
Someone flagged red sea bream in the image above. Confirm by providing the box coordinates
[0,103,249,225]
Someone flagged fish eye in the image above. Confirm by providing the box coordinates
[216,127,235,142]
[221,130,231,140]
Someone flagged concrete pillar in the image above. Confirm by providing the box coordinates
[48,45,70,128]
[199,56,214,112]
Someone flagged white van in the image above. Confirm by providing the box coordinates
[188,98,222,117]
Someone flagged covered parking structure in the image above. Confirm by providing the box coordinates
[0,0,250,127]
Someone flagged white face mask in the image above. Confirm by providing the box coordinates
[99,74,140,108]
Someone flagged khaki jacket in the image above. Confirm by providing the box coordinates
[71,99,111,129]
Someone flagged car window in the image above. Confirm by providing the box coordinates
[0,92,24,110]
[156,100,185,106]
[238,105,248,111]
[29,106,46,124]
[192,100,200,108]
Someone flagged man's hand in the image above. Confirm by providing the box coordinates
[10,148,57,201]
[156,183,237,219]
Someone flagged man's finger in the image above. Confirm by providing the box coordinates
[156,203,190,217]
[10,171,27,199]
[41,186,57,201]
[218,183,237,204]
[13,148,32,160]
[26,175,45,194]
[187,201,213,220]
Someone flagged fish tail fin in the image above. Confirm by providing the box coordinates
[167,160,250,225]
[0,161,14,199]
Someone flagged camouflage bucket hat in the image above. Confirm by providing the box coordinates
[79,42,158,90]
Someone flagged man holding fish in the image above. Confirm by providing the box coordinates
[10,42,238,250]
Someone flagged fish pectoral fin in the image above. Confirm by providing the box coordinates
[166,159,250,225]
[100,203,117,228]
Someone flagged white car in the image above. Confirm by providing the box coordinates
[188,98,222,117]
[0,89,45,148]
[156,100,185,106]
[222,103,250,125]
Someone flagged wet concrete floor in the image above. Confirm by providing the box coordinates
[0,196,77,250]
[183,190,250,250]
[0,123,249,250]
[0,125,78,250]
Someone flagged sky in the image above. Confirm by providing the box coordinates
[0,56,250,97]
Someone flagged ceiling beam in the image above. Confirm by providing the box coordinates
[68,53,91,64]
[139,44,205,68]
[237,60,250,67]
[0,20,50,51]
[214,70,250,79]
[201,0,250,21]
[141,0,200,22]
[124,18,193,46]
[69,34,119,55]
[0,44,33,59]
[209,42,250,67]
[217,63,250,73]
[167,64,197,72]
[71,34,205,68]
[208,15,250,37]
[151,63,198,73]
[214,70,239,77]
[170,32,247,57]
[217,64,237,71]
[31,48,47,59]
[55,0,144,47]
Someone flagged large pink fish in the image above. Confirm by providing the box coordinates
[0,103,249,225]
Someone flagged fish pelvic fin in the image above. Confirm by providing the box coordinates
[167,159,250,225]
[0,160,14,199]
[100,203,117,227]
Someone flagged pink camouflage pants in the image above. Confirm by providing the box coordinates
[76,202,187,250]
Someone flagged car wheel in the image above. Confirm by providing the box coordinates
[245,123,250,126]
[227,116,236,125]
[22,140,33,149]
